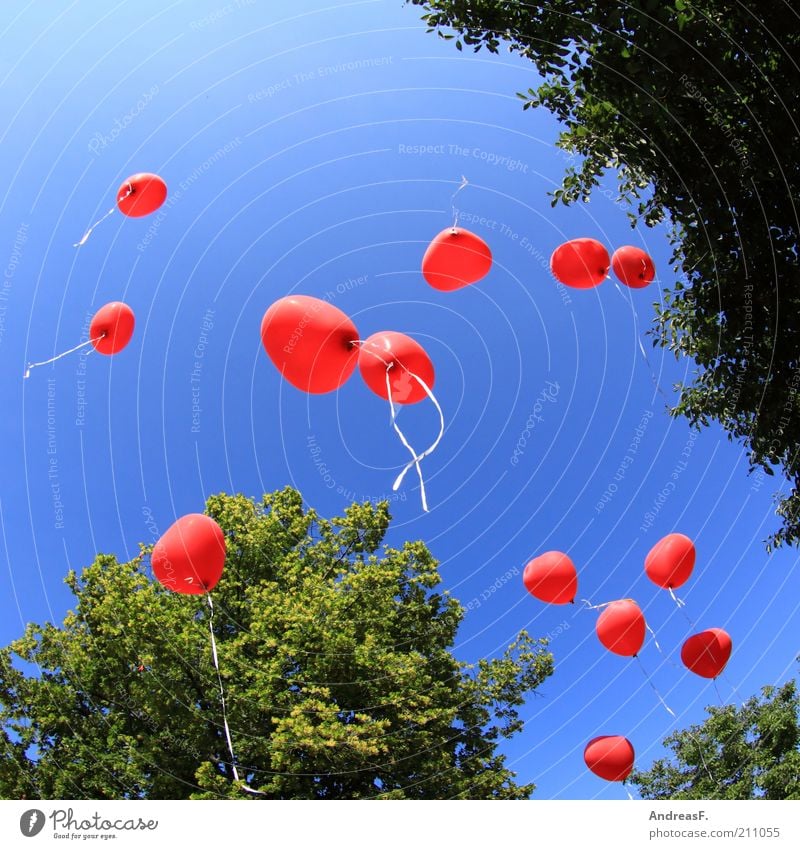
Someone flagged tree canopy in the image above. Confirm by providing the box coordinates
[630,678,800,799]
[408,0,800,548]
[0,488,553,799]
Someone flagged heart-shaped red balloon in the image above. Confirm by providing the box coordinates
[89,302,135,355]
[645,533,695,590]
[584,735,635,782]
[612,245,656,288]
[550,238,610,288]
[523,551,578,604]
[358,331,435,405]
[117,173,168,218]
[422,227,492,291]
[261,295,359,394]
[152,514,226,595]
[681,628,732,679]
[596,600,646,657]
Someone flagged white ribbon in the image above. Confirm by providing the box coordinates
[385,365,429,511]
[613,281,671,402]
[73,183,132,247]
[207,595,239,782]
[206,594,264,796]
[635,655,676,717]
[356,341,445,513]
[391,368,445,497]
[644,619,664,655]
[668,586,687,607]
[24,335,102,379]
[450,175,469,228]
[579,597,632,611]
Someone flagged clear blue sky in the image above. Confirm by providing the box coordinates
[0,0,797,800]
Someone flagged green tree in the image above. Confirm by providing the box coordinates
[630,679,800,799]
[407,0,800,548]
[0,488,553,800]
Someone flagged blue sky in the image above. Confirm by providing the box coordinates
[0,0,797,800]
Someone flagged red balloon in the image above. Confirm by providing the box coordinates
[358,331,435,405]
[523,551,578,604]
[681,628,732,679]
[612,245,656,289]
[596,600,646,657]
[261,295,359,394]
[117,173,167,218]
[550,238,610,289]
[89,302,135,355]
[422,227,493,291]
[584,735,635,782]
[152,514,226,595]
[645,533,695,589]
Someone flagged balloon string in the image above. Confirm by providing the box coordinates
[686,726,717,786]
[206,595,264,796]
[391,368,444,494]
[580,598,612,611]
[681,726,718,787]
[579,597,635,611]
[384,365,428,511]
[719,671,745,704]
[668,586,686,608]
[450,175,469,229]
[668,586,696,627]
[635,654,676,718]
[612,281,671,403]
[625,787,635,801]
[207,595,239,782]
[644,620,665,655]
[24,335,103,379]
[643,620,683,671]
[73,206,117,247]
[354,340,444,512]
[73,184,131,248]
